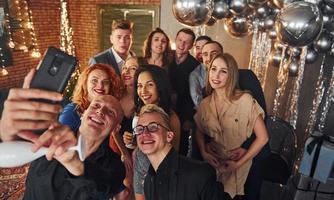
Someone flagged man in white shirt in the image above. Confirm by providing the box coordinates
[89,19,134,76]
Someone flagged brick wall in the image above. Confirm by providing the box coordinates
[0,0,160,89]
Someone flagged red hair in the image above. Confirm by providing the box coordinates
[71,63,123,114]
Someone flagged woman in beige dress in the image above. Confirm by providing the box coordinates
[194,53,268,199]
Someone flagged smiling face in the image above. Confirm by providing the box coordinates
[151,32,168,55]
[175,32,194,56]
[80,95,123,142]
[136,112,173,156]
[110,28,133,57]
[137,71,159,105]
[194,39,209,62]
[87,69,111,101]
[209,57,229,90]
[122,57,139,86]
[202,43,223,68]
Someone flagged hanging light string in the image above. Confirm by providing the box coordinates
[273,46,288,119]
[318,63,334,132]
[304,54,326,136]
[0,47,9,76]
[285,46,307,129]
[249,20,259,72]
[5,12,15,48]
[60,0,80,96]
[23,0,41,58]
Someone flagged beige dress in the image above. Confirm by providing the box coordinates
[194,93,264,198]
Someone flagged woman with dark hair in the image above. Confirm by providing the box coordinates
[139,28,172,68]
[194,53,268,199]
[123,65,180,200]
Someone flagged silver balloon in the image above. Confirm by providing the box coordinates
[172,0,213,26]
[324,0,334,7]
[305,48,318,64]
[272,0,297,9]
[248,0,268,8]
[322,4,334,15]
[323,14,334,32]
[269,50,283,67]
[263,15,275,30]
[255,6,271,19]
[288,58,299,77]
[314,33,333,53]
[224,16,253,37]
[258,20,266,31]
[275,1,323,47]
[268,28,277,39]
[230,0,248,15]
[212,0,230,19]
[287,47,302,57]
[206,17,217,26]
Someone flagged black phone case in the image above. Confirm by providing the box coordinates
[30,46,77,93]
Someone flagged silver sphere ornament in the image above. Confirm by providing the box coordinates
[255,6,271,19]
[323,14,334,32]
[212,0,230,19]
[230,0,249,15]
[172,0,213,26]
[272,0,297,9]
[268,28,277,39]
[224,16,253,38]
[314,33,333,53]
[305,48,318,64]
[322,4,334,15]
[288,58,299,77]
[263,15,275,30]
[275,1,323,47]
[287,47,302,57]
[269,50,283,67]
[248,0,268,8]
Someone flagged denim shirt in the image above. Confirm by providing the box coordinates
[189,63,207,108]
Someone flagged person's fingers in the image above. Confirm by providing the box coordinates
[7,88,63,102]
[5,100,62,114]
[32,128,54,152]
[17,131,40,143]
[12,120,56,132]
[23,68,36,88]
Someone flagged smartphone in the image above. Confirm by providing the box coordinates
[29,47,77,134]
[30,46,77,95]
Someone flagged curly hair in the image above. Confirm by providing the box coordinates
[142,28,172,66]
[72,63,123,114]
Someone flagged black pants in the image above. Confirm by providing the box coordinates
[244,155,266,200]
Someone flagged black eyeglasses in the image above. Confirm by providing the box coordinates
[133,122,169,136]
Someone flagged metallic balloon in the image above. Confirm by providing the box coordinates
[263,15,275,30]
[323,14,334,32]
[314,33,333,53]
[288,58,299,77]
[258,20,266,31]
[206,17,217,26]
[272,0,297,9]
[172,0,213,26]
[212,0,230,19]
[269,50,283,67]
[305,48,318,64]
[324,0,334,7]
[248,0,268,8]
[230,0,248,15]
[268,28,277,39]
[322,4,334,15]
[255,6,271,19]
[275,1,323,47]
[287,47,302,57]
[224,16,253,38]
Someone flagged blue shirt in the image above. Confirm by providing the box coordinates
[189,63,207,108]
[58,103,81,132]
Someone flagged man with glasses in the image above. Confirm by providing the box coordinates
[133,104,231,200]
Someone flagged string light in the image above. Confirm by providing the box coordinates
[5,13,15,48]
[60,0,80,97]
[0,47,8,76]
